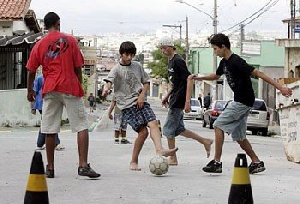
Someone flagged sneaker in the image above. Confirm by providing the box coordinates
[36,146,46,150]
[45,165,54,178]
[78,164,101,178]
[202,160,222,173]
[114,139,119,144]
[121,139,131,144]
[55,144,65,151]
[249,161,265,174]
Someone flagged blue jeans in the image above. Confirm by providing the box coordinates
[37,130,60,147]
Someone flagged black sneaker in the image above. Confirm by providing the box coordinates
[78,164,101,178]
[114,139,119,144]
[202,160,222,173]
[121,139,131,144]
[249,161,265,174]
[45,165,54,178]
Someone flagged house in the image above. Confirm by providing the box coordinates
[0,0,42,126]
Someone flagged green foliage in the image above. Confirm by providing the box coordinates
[149,41,186,81]
[82,73,89,95]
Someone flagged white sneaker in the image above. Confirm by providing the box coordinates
[36,146,46,150]
[55,144,65,151]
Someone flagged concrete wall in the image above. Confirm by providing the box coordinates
[0,89,38,126]
[0,89,68,127]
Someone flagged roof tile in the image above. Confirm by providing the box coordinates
[0,0,31,19]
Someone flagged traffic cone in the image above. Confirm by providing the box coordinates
[24,151,49,204]
[228,153,253,204]
[157,120,162,137]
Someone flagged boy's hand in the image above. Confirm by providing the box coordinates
[102,88,110,97]
[280,86,293,97]
[161,96,169,107]
[187,74,197,80]
[108,113,113,120]
[137,94,145,109]
[31,109,36,115]
[184,101,191,113]
[27,89,35,102]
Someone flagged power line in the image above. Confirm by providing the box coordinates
[220,0,280,34]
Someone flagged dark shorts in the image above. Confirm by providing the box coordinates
[89,101,94,107]
[122,102,156,132]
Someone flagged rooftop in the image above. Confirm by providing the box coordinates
[0,0,31,20]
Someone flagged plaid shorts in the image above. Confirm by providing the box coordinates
[122,102,156,132]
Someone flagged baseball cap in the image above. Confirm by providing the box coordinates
[158,36,174,47]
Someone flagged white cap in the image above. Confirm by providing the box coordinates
[158,36,174,47]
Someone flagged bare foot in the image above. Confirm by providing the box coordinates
[129,162,141,171]
[157,147,178,157]
[168,156,178,166]
[204,139,213,158]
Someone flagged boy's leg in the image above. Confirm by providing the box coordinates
[180,129,213,158]
[114,130,120,143]
[45,134,56,170]
[54,133,60,145]
[167,137,178,165]
[148,120,178,156]
[77,129,89,168]
[214,127,225,162]
[237,139,259,162]
[120,130,131,144]
[130,127,148,171]
[37,129,45,148]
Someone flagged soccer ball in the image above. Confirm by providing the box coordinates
[149,155,169,175]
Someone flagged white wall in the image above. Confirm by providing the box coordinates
[0,89,68,127]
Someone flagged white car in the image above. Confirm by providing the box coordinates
[247,98,270,136]
[184,98,203,120]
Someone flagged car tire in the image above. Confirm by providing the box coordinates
[261,128,268,136]
[252,130,258,135]
[202,120,206,127]
[209,118,213,129]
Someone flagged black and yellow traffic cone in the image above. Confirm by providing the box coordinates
[157,120,162,137]
[24,151,49,204]
[228,153,253,204]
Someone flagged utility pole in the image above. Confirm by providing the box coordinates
[185,16,189,64]
[290,0,296,39]
[162,24,182,45]
[213,0,219,100]
[240,24,245,54]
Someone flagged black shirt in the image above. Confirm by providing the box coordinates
[168,54,191,109]
[216,54,255,107]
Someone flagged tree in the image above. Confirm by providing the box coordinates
[148,41,186,81]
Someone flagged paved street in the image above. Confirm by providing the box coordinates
[0,98,299,204]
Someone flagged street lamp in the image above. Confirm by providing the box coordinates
[175,0,219,99]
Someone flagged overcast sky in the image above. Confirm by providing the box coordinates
[30,0,291,35]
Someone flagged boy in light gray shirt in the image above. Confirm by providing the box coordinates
[103,41,178,171]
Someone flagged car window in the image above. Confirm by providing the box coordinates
[252,100,267,111]
[215,101,227,110]
[190,100,200,106]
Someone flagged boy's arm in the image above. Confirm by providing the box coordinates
[189,73,220,81]
[27,71,36,102]
[252,69,292,97]
[107,100,116,120]
[102,81,112,97]
[184,77,194,113]
[74,67,83,84]
[137,83,149,109]
[162,84,173,107]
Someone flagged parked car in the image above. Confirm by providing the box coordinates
[183,98,203,120]
[203,100,227,129]
[247,98,270,136]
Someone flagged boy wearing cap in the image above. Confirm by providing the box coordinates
[159,37,213,165]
